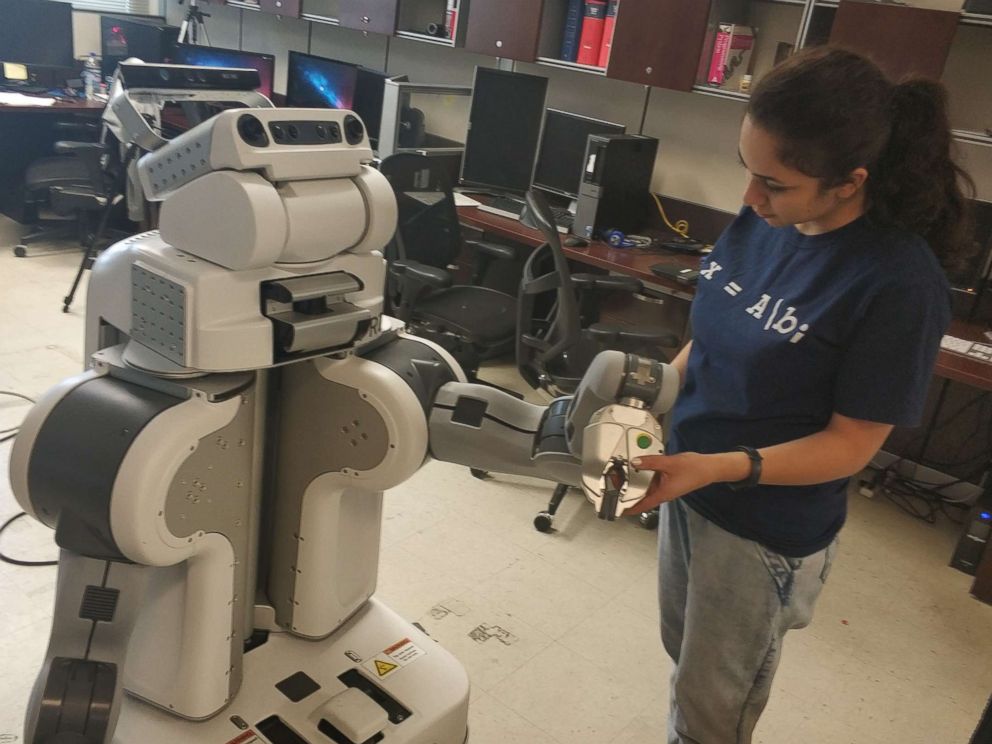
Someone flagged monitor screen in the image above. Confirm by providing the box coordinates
[100,16,178,80]
[286,51,358,111]
[0,0,74,68]
[533,110,625,199]
[460,68,548,195]
[353,67,393,143]
[173,44,275,100]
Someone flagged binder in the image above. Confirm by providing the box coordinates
[560,0,584,62]
[445,0,459,40]
[597,0,619,68]
[576,0,607,67]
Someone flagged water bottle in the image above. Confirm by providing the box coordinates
[83,52,100,100]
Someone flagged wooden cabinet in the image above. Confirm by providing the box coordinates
[607,0,712,90]
[827,0,960,81]
[338,0,400,34]
[464,0,545,61]
[227,0,302,16]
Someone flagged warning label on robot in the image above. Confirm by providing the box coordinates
[223,730,260,744]
[363,637,426,679]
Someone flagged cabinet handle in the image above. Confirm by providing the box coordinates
[646,66,653,75]
[362,16,370,23]
[496,40,503,48]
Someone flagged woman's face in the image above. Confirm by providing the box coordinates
[738,115,865,235]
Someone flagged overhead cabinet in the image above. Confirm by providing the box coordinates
[338,0,400,34]
[464,0,545,61]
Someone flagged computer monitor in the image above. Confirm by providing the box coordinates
[0,0,74,68]
[100,16,179,80]
[460,68,549,195]
[286,51,358,111]
[172,44,275,100]
[353,67,404,144]
[533,110,625,200]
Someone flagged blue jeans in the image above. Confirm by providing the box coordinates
[659,499,837,744]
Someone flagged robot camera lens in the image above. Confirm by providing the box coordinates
[237,114,269,147]
[287,125,300,140]
[271,125,285,141]
[315,125,327,139]
[159,69,170,80]
[343,115,364,145]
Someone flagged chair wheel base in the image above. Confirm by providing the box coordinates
[639,509,660,530]
[61,304,71,313]
[14,245,27,257]
[534,512,554,533]
[469,468,490,481]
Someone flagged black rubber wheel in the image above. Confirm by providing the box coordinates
[640,509,660,530]
[469,468,490,480]
[62,305,70,313]
[534,512,554,533]
[14,245,27,257]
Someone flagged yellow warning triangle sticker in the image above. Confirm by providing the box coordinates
[374,660,398,677]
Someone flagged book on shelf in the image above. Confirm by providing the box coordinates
[597,0,619,69]
[576,0,608,67]
[706,23,756,91]
[445,0,459,40]
[560,0,584,62]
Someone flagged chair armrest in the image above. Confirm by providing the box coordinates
[465,240,516,262]
[53,141,107,195]
[391,259,453,289]
[572,273,643,294]
[586,323,680,351]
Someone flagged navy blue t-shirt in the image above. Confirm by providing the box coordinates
[669,207,951,557]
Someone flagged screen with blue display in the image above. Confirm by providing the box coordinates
[286,51,358,111]
[173,44,275,99]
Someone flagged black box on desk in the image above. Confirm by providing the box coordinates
[574,134,659,241]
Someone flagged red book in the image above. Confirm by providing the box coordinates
[597,0,619,68]
[577,0,607,66]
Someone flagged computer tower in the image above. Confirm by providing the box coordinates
[574,134,659,241]
[951,492,992,575]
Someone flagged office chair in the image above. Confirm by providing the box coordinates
[379,152,520,380]
[58,137,137,313]
[519,189,680,533]
[13,119,103,257]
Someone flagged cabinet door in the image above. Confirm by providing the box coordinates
[464,0,545,61]
[606,0,712,91]
[257,0,302,15]
[828,1,960,81]
[338,0,400,35]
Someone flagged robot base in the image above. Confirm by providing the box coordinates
[113,598,469,744]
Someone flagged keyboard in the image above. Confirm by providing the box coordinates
[477,195,573,233]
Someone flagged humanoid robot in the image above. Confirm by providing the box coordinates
[9,97,679,744]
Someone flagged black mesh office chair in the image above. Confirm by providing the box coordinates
[380,152,520,380]
[58,137,137,313]
[519,189,680,532]
[14,120,103,257]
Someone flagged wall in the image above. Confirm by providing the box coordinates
[160,0,992,213]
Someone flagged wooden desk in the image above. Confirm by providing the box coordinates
[458,204,703,295]
[0,99,104,114]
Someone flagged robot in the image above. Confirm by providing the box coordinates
[9,102,679,744]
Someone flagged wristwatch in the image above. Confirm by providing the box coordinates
[727,446,763,491]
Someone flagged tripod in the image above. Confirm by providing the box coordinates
[178,0,211,46]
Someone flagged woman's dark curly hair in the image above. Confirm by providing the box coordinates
[747,46,975,268]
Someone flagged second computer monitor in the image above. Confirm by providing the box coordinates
[286,51,358,111]
[460,68,549,195]
[533,110,625,199]
[173,44,275,100]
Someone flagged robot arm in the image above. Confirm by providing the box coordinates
[426,349,680,520]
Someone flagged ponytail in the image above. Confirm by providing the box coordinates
[747,46,975,268]
[871,79,975,267]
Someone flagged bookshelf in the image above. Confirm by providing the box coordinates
[535,0,609,76]
[395,0,470,48]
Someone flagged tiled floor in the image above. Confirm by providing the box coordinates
[1,219,990,743]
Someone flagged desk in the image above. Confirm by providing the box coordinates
[0,99,105,221]
[458,205,703,295]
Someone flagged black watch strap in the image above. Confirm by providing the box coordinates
[727,445,762,491]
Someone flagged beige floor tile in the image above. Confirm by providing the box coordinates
[468,688,559,744]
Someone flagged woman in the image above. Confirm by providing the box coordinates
[628,46,975,743]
